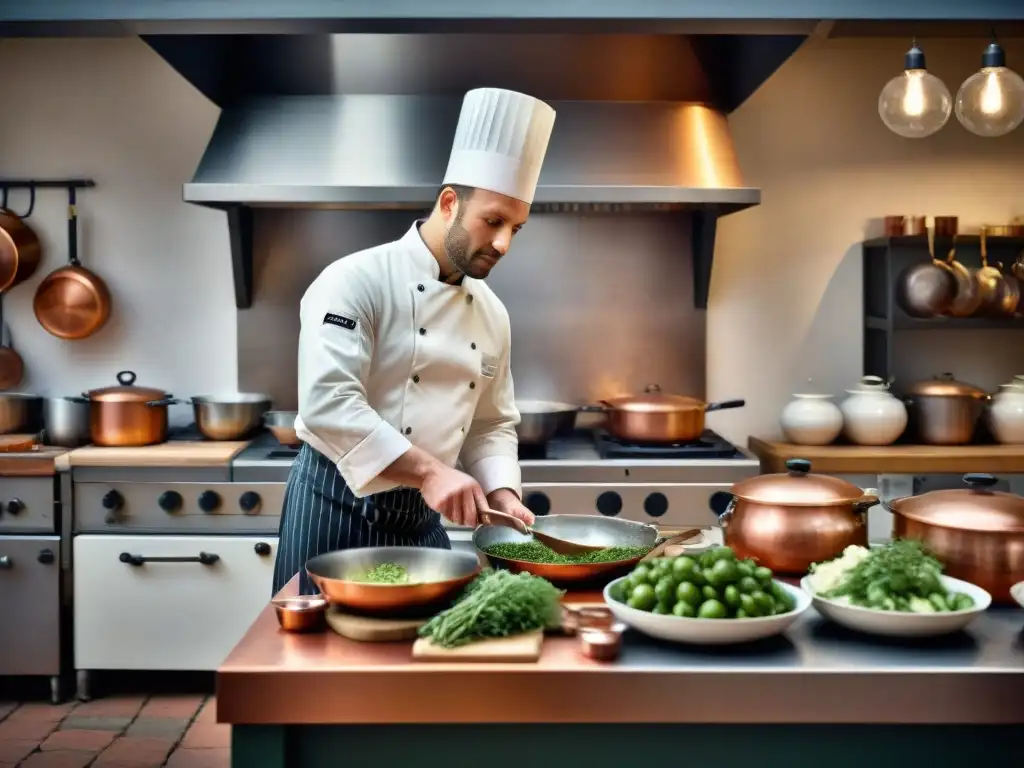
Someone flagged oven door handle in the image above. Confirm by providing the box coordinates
[119,552,220,567]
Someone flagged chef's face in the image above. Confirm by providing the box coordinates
[439,186,529,279]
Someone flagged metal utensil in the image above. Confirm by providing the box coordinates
[515,399,578,445]
[943,239,983,318]
[305,546,481,617]
[0,393,40,435]
[895,227,956,318]
[586,384,745,444]
[192,393,272,441]
[0,296,24,392]
[478,508,605,555]
[263,410,299,446]
[43,396,91,447]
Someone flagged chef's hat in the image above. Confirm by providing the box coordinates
[442,88,556,205]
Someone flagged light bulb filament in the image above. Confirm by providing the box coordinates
[903,71,926,117]
[981,70,1004,115]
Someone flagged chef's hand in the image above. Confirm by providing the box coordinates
[420,465,489,527]
[486,488,536,527]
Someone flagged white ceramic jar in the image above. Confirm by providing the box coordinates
[840,377,908,446]
[989,384,1024,444]
[780,394,843,445]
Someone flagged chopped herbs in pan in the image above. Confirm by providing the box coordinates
[349,563,410,584]
[483,541,651,564]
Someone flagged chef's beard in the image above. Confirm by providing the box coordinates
[443,211,500,280]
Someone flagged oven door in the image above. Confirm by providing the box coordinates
[0,535,61,676]
[74,534,277,671]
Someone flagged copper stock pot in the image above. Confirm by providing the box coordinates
[82,370,179,447]
[717,458,878,574]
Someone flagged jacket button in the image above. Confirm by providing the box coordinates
[417,284,425,292]
[471,343,477,350]
[467,295,473,304]
[404,427,412,435]
[419,328,426,335]
[412,374,420,383]
[469,382,476,390]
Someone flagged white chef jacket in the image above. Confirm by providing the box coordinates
[294,221,521,500]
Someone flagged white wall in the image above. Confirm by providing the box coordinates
[710,35,1024,445]
[0,37,235,419]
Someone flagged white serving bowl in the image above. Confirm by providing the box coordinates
[603,577,810,646]
[1009,581,1024,609]
[800,575,991,638]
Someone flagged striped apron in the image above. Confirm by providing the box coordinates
[272,442,451,596]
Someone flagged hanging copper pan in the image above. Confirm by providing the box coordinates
[33,189,111,340]
[0,189,42,292]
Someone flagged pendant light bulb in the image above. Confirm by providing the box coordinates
[878,42,952,138]
[955,41,1024,137]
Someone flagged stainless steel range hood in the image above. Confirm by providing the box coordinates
[148,33,806,308]
[184,95,758,213]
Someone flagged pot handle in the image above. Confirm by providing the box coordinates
[963,473,998,490]
[705,399,746,413]
[785,458,812,476]
[144,398,184,407]
[117,370,138,386]
[709,491,735,526]
[579,404,609,413]
[855,488,880,509]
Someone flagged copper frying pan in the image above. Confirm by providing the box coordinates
[0,188,42,292]
[0,296,24,390]
[33,188,111,340]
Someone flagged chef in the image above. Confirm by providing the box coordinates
[273,88,557,595]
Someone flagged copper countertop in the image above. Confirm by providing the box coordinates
[216,577,1024,727]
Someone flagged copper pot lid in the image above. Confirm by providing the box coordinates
[601,384,705,414]
[730,458,868,506]
[906,372,988,398]
[85,370,169,403]
[888,474,1024,533]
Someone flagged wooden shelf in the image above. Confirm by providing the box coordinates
[863,235,1024,249]
[748,436,1024,475]
[865,314,1024,331]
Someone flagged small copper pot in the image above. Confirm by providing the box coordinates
[719,458,878,575]
[0,207,42,292]
[83,370,179,447]
[888,473,1024,604]
[589,384,745,444]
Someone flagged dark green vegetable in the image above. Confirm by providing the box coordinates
[349,563,410,584]
[483,541,650,564]
[817,539,976,613]
[417,569,564,648]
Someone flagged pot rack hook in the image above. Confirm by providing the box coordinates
[0,184,36,219]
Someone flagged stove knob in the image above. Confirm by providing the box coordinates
[254,542,272,557]
[102,490,124,511]
[596,491,622,517]
[524,492,551,517]
[198,491,221,514]
[643,492,668,518]
[5,498,24,516]
[158,491,183,513]
[37,548,55,565]
[239,491,262,515]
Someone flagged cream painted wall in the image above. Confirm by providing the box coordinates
[0,38,235,421]
[710,36,1024,446]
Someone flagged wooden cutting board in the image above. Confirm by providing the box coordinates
[65,441,249,467]
[411,631,543,662]
[325,609,427,642]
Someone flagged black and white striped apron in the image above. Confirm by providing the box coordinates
[272,442,451,596]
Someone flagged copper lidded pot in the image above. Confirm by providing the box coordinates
[591,384,745,444]
[83,370,180,447]
[719,458,878,575]
[888,473,1024,604]
[904,373,990,445]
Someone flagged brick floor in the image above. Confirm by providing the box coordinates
[0,694,229,767]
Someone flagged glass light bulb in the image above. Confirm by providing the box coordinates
[879,69,952,138]
[956,66,1024,137]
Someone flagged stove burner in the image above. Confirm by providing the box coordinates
[594,430,744,460]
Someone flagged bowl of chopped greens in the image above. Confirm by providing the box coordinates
[305,546,481,616]
[602,547,811,645]
[801,540,991,637]
[475,526,651,585]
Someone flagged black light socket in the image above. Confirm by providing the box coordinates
[904,43,926,71]
[981,42,1006,69]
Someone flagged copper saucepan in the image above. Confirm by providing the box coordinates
[584,384,745,444]
[0,189,42,292]
[33,188,111,340]
[888,473,1024,604]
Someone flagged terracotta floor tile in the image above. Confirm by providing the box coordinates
[71,696,147,719]
[195,697,218,724]
[5,703,76,724]
[0,739,38,763]
[59,716,132,733]
[125,717,189,739]
[0,703,17,721]
[181,723,231,748]
[20,751,95,768]
[41,728,116,752]
[138,695,204,720]
[92,736,175,766]
[165,747,231,768]
[0,718,58,741]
